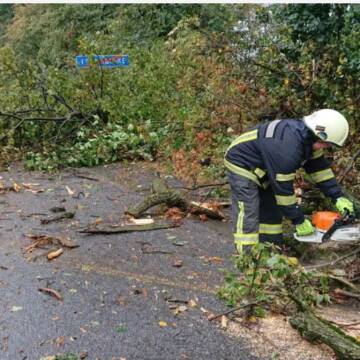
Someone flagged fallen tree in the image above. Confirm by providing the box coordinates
[290,291,360,360]
[290,308,360,360]
[126,175,224,220]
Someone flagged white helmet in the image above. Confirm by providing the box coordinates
[303,109,349,146]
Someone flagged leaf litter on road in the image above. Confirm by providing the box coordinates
[23,234,79,260]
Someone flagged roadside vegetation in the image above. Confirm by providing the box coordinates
[0,4,358,182]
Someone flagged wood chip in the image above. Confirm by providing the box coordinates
[129,218,154,225]
[65,186,75,195]
[221,315,228,329]
[189,299,197,308]
[47,248,63,260]
[57,237,79,248]
[2,336,8,352]
[172,259,183,268]
[12,182,21,192]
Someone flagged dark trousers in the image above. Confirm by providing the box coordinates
[227,171,283,251]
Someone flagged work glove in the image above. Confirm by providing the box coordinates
[295,218,314,236]
[336,197,354,215]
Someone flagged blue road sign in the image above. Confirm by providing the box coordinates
[75,55,129,68]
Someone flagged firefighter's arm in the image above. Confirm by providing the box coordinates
[302,149,342,200]
[303,150,354,215]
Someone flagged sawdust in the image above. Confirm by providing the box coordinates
[317,304,360,339]
[227,313,336,360]
[226,302,360,359]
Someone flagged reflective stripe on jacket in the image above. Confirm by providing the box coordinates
[224,119,343,225]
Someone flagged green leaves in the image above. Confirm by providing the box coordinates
[219,243,331,317]
[25,122,157,170]
[0,4,358,171]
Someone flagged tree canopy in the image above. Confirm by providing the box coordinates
[0,4,358,173]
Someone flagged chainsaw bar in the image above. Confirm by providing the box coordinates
[294,225,360,243]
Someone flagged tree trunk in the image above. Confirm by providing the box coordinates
[126,190,188,218]
[126,176,223,219]
[290,310,360,360]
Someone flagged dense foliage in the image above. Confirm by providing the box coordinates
[0,4,358,174]
[219,243,331,317]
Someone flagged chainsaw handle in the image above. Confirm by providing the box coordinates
[342,208,356,223]
[322,221,340,242]
[322,208,354,242]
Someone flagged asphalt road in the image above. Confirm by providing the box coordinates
[0,162,262,360]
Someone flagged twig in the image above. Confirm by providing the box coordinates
[305,247,360,270]
[52,94,75,112]
[140,242,174,255]
[208,301,260,321]
[73,174,100,182]
[38,287,63,301]
[0,112,66,122]
[178,181,229,190]
[12,118,26,132]
[333,288,360,300]
[23,213,48,217]
[0,111,84,123]
[40,211,75,224]
[327,274,360,293]
[338,148,360,184]
[166,298,189,304]
[248,249,263,298]
[13,109,53,115]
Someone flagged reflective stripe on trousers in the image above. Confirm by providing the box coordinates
[227,171,259,250]
[259,223,283,235]
[227,170,284,249]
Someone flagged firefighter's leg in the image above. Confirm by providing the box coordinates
[227,171,260,254]
[259,185,283,245]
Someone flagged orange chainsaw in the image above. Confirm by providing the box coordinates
[294,209,360,243]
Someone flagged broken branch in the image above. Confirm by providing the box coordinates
[208,302,260,321]
[333,288,360,300]
[178,181,229,191]
[40,211,75,224]
[305,247,360,271]
[338,148,360,184]
[79,220,180,234]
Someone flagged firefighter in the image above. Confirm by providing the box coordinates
[224,109,354,254]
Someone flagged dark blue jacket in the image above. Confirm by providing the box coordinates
[225,119,343,225]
